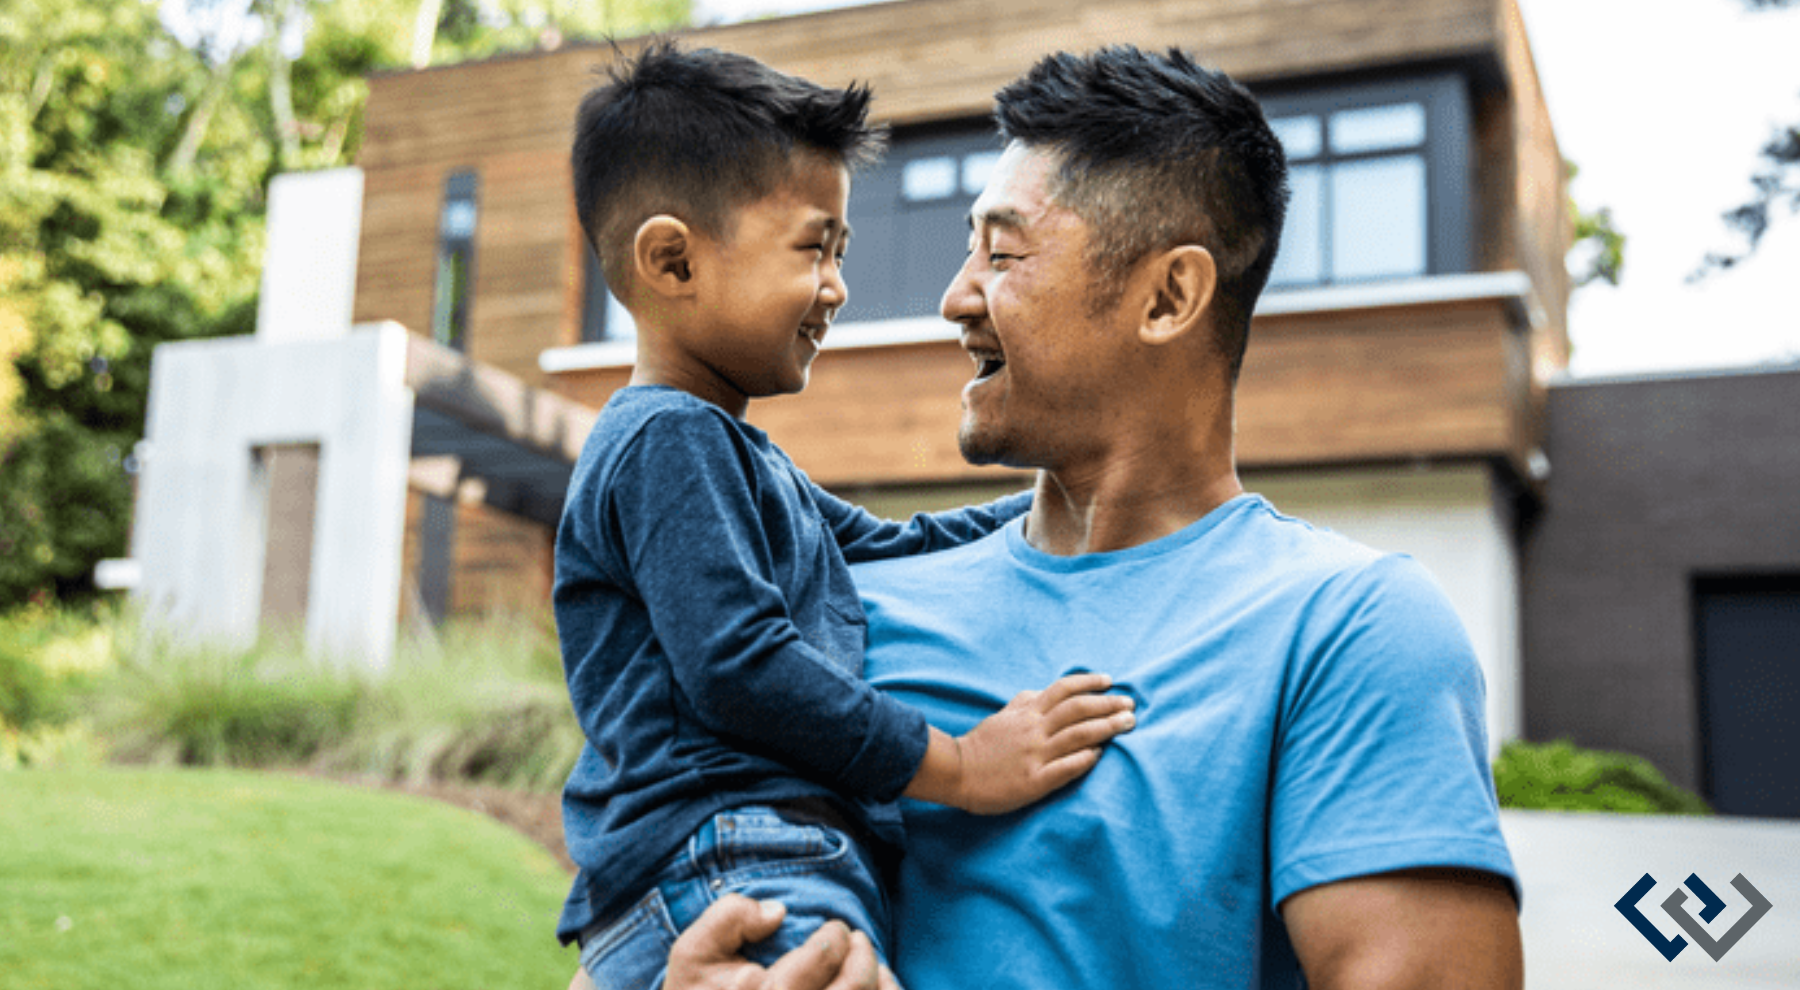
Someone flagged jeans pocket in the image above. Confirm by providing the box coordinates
[712,807,853,876]
[705,809,891,962]
[579,887,679,990]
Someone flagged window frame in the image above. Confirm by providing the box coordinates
[1257,73,1472,291]
[431,169,480,352]
[579,241,637,344]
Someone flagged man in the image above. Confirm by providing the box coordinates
[639,45,1524,990]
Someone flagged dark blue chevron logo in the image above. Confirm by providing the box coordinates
[1616,872,1774,961]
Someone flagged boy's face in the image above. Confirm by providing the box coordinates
[684,152,851,414]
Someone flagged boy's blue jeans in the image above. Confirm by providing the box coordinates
[576,803,892,990]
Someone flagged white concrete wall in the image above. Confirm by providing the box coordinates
[131,324,413,668]
[256,168,363,345]
[1243,463,1522,753]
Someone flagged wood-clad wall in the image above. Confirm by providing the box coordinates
[400,489,554,623]
[354,0,1567,390]
[1495,0,1571,373]
[1238,300,1532,473]
[551,296,1534,486]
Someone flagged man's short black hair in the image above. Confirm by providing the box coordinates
[572,40,885,294]
[994,46,1289,380]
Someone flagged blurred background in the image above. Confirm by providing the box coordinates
[2,1,1796,986]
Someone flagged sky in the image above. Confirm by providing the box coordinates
[693,0,1800,379]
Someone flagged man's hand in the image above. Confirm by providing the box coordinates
[905,671,1135,815]
[601,894,900,990]
[1282,867,1522,990]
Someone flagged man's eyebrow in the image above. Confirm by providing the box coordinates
[968,206,1029,233]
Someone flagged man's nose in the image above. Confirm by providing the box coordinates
[940,255,985,324]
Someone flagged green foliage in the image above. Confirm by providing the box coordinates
[407,0,695,65]
[0,767,578,989]
[1,0,264,605]
[0,602,109,723]
[0,601,112,766]
[1566,160,1625,289]
[107,639,365,767]
[1493,740,1711,815]
[2,0,697,607]
[93,612,583,791]
[1695,0,1800,275]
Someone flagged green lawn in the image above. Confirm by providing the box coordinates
[0,768,577,990]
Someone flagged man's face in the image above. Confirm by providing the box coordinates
[942,143,1125,469]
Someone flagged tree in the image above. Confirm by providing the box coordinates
[1567,161,1626,288]
[3,0,693,606]
[1,0,264,605]
[1695,0,1800,276]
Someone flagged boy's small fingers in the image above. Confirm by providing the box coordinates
[1039,747,1103,788]
[1050,711,1135,752]
[1039,672,1113,705]
[1041,692,1136,733]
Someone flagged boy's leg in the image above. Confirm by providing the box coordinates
[578,803,892,990]
[681,803,892,965]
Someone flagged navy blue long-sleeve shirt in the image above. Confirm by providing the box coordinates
[554,386,1031,941]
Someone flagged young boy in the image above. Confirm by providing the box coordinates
[555,42,1136,987]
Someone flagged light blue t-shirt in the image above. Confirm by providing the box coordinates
[856,494,1516,989]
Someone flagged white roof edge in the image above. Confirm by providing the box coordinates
[1255,271,1539,329]
[539,273,1545,374]
[539,339,638,374]
[538,317,959,373]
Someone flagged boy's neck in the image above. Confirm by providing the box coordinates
[630,339,751,419]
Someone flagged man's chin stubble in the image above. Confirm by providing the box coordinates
[957,427,1009,467]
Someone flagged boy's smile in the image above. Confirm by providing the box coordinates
[675,151,853,417]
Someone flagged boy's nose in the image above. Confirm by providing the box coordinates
[820,261,848,309]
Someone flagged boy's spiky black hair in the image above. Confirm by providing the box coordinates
[572,40,885,294]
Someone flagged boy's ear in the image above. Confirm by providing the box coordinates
[633,216,696,298]
[1138,245,1217,347]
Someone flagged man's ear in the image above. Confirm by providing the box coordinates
[633,216,696,298]
[1139,245,1217,346]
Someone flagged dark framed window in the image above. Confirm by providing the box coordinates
[431,170,480,351]
[1258,74,1471,290]
[580,242,637,343]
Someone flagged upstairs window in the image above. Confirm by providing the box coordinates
[1260,75,1471,290]
[841,122,1004,323]
[432,170,480,351]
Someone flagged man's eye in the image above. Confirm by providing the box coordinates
[989,252,1017,267]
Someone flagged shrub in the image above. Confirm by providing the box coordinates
[1493,739,1711,815]
[95,612,584,792]
[100,635,365,767]
[0,601,108,731]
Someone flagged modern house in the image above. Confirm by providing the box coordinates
[350,0,1573,752]
[1524,365,1800,817]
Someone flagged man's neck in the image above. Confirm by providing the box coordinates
[1022,422,1243,557]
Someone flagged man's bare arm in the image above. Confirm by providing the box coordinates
[1281,867,1522,990]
